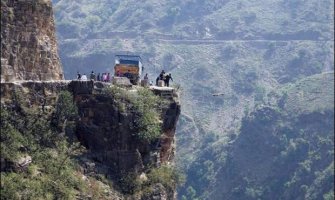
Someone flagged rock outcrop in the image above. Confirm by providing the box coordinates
[1,0,63,82]
[1,80,69,109]
[71,82,180,175]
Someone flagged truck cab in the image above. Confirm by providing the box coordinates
[114,55,143,85]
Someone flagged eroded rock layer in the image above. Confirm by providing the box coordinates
[1,0,63,82]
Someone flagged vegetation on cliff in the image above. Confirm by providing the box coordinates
[102,86,168,142]
[119,164,185,198]
[1,91,86,199]
[1,85,182,199]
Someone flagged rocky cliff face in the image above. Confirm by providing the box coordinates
[1,0,63,82]
[70,81,180,170]
[1,81,180,168]
[1,81,181,199]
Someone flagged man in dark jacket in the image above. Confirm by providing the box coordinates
[159,70,165,80]
[164,73,173,87]
[90,71,96,81]
[77,72,81,80]
[156,76,159,86]
[97,73,101,81]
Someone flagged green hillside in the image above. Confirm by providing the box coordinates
[278,72,334,115]
[180,72,334,199]
[53,0,334,40]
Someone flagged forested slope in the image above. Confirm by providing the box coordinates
[181,73,334,199]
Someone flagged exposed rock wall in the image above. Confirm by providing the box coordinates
[1,0,63,82]
[0,80,180,170]
[71,81,181,174]
[1,81,180,199]
[1,81,70,109]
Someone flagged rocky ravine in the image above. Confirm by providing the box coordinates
[1,0,63,82]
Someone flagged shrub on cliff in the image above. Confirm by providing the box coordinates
[103,86,167,142]
[118,171,142,194]
[133,88,165,142]
[146,165,185,192]
[0,91,87,199]
[0,106,26,161]
[140,165,185,198]
[117,165,185,197]
[53,90,78,128]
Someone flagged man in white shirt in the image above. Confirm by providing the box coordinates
[81,74,88,81]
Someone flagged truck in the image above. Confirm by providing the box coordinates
[114,54,143,85]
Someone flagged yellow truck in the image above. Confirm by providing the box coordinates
[114,55,143,85]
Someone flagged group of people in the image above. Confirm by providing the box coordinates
[76,69,174,87]
[97,72,111,82]
[77,71,111,82]
[155,70,173,87]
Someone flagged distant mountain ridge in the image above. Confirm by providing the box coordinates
[53,0,334,41]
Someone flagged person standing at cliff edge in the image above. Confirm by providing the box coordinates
[90,71,96,81]
[81,74,88,81]
[102,73,106,82]
[77,72,81,80]
[159,70,165,80]
[164,73,173,87]
[97,73,101,81]
[107,73,111,82]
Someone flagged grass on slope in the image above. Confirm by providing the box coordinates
[277,72,334,115]
[0,91,113,199]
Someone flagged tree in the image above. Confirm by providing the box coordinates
[53,90,78,134]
